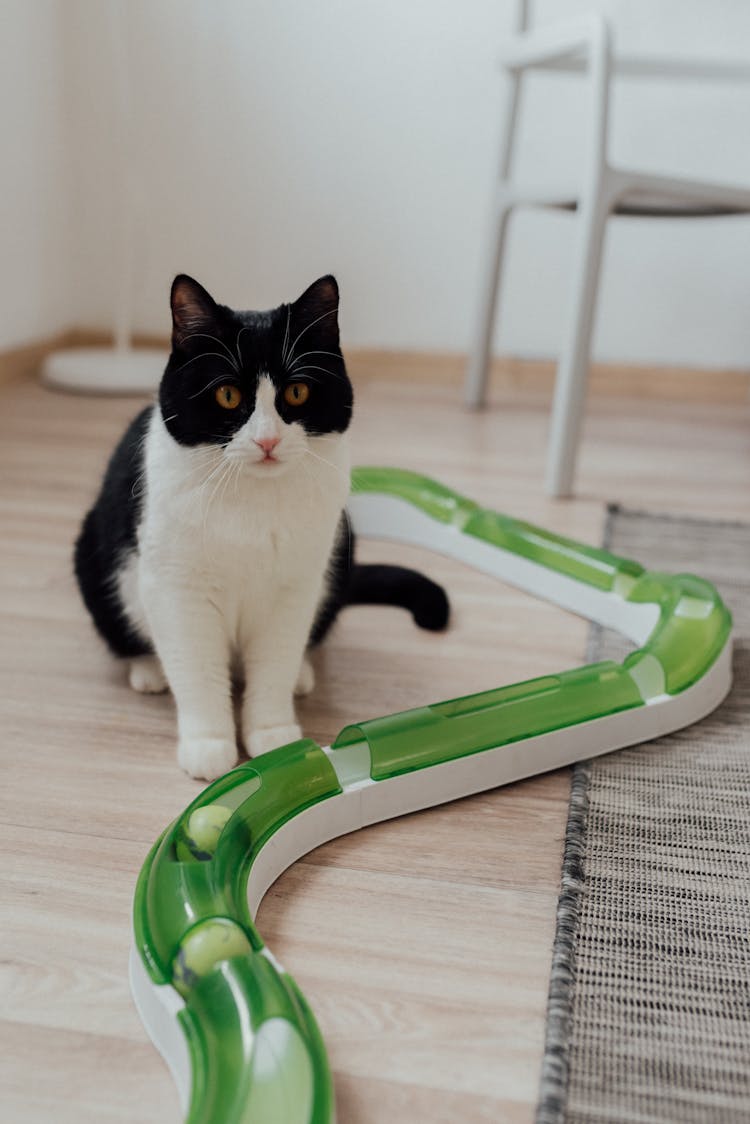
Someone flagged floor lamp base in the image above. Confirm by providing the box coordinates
[41,347,168,395]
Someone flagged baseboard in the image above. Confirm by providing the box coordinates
[346,349,750,404]
[3,330,748,405]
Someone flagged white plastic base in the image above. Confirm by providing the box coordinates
[131,487,734,1120]
[134,629,732,1119]
[244,641,731,919]
[129,945,190,1113]
[347,492,659,644]
[41,347,168,394]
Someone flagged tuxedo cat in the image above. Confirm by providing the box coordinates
[74,274,448,779]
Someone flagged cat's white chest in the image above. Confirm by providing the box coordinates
[133,408,349,646]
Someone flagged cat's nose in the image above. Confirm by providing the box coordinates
[254,436,280,456]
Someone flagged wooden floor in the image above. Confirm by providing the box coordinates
[1,364,748,1123]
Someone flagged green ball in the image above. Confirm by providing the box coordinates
[173,918,253,997]
[181,804,232,860]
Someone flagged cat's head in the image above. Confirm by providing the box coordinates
[159,274,353,477]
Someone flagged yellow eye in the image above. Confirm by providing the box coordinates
[215,384,242,409]
[284,381,310,407]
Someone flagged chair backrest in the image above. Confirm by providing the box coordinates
[498,4,612,189]
[523,0,750,82]
[501,0,750,191]
[515,0,531,34]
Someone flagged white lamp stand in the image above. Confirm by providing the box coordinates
[42,1,168,396]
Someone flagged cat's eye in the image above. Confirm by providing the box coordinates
[284,382,310,407]
[215,384,242,410]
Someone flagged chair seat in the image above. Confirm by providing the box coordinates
[504,175,750,217]
[528,51,750,85]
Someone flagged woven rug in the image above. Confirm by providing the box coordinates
[537,507,750,1124]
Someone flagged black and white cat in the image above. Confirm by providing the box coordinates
[74,274,448,780]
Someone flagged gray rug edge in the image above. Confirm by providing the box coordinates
[534,501,747,1124]
[534,502,618,1124]
[534,756,592,1124]
[532,510,750,1124]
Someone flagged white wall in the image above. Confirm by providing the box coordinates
[15,0,750,367]
[512,0,750,367]
[0,1,75,350]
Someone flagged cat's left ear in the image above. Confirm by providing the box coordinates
[291,275,340,348]
[170,274,219,345]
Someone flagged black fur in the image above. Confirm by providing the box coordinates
[74,407,153,658]
[74,275,449,660]
[309,514,450,645]
[161,274,353,447]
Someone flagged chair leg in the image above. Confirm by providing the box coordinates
[465,196,515,409]
[545,194,611,497]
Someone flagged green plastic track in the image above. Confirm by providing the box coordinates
[132,467,731,1124]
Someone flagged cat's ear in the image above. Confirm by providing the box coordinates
[291,275,340,348]
[170,275,218,345]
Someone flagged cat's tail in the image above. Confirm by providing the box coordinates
[346,564,449,631]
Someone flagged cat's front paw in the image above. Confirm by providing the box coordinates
[178,736,238,780]
[247,724,302,758]
[129,655,168,694]
[294,657,315,697]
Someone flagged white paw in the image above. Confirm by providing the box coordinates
[129,655,168,694]
[247,724,302,758]
[294,657,315,697]
[177,736,238,781]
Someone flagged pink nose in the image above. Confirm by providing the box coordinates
[255,436,280,456]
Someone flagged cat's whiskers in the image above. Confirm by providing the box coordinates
[192,449,229,495]
[230,455,243,497]
[179,333,239,370]
[288,349,342,364]
[286,371,322,385]
[298,452,327,503]
[299,451,351,560]
[138,446,220,499]
[298,457,317,497]
[186,443,227,459]
[176,353,238,382]
[198,455,235,550]
[130,469,148,500]
[288,363,345,383]
[188,371,244,399]
[215,453,238,515]
[304,446,348,479]
[281,305,291,366]
[182,448,226,485]
[196,462,227,506]
[285,306,339,367]
[234,325,255,366]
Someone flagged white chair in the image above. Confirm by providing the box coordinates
[465,1,750,497]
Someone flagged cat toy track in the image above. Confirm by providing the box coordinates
[130,467,732,1123]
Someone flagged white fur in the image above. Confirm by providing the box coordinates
[129,654,168,694]
[117,376,350,780]
[114,548,151,645]
[294,655,315,697]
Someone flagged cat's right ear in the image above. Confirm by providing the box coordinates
[170,275,218,346]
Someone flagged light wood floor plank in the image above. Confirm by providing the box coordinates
[1,368,748,1122]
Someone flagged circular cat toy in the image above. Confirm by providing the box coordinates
[131,467,732,1124]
